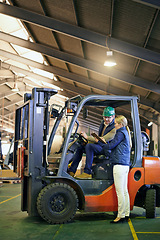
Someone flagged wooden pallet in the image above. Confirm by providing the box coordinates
[1,179,21,184]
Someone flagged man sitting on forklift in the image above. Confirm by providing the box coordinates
[68,106,116,179]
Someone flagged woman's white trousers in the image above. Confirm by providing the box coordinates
[113,165,130,218]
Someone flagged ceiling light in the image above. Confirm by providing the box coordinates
[53,76,58,81]
[104,50,117,67]
[148,122,153,127]
[12,82,19,92]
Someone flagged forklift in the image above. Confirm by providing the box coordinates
[13,88,160,224]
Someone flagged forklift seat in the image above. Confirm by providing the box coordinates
[92,153,113,180]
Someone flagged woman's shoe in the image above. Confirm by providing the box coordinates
[125,216,130,221]
[110,217,125,224]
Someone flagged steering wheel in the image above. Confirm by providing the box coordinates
[67,133,88,155]
[71,133,88,145]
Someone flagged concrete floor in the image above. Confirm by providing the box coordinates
[0,183,160,240]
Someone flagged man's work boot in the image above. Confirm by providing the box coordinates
[68,171,75,177]
[76,172,92,179]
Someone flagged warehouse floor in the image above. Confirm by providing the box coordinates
[0,183,160,240]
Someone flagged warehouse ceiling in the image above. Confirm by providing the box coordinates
[0,0,160,139]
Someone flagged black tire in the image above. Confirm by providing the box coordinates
[156,187,160,207]
[145,188,156,218]
[37,182,78,224]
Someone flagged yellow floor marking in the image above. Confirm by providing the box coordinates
[0,194,21,204]
[53,224,63,240]
[136,232,160,234]
[128,219,138,240]
[0,196,15,197]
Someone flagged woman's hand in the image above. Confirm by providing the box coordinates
[101,137,105,142]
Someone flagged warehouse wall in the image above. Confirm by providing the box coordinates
[152,123,158,156]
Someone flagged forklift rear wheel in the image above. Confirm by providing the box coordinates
[37,182,78,224]
[145,188,156,218]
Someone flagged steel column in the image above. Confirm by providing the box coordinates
[132,0,160,9]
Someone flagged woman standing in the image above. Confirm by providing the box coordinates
[103,115,132,223]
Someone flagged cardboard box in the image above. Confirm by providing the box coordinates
[0,170,18,179]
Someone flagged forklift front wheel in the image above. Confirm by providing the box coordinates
[37,182,78,224]
[145,188,156,218]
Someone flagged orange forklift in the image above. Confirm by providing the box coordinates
[13,88,160,224]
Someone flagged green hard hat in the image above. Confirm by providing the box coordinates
[103,106,115,117]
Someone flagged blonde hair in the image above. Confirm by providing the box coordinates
[115,115,132,148]
[116,115,128,127]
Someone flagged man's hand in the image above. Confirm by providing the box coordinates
[94,136,105,143]
[94,137,99,143]
[80,132,88,139]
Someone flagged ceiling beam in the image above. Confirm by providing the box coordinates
[1,53,160,114]
[55,81,155,125]
[0,90,17,100]
[0,69,14,78]
[0,86,31,100]
[132,8,159,77]
[107,85,160,113]
[0,117,14,126]
[1,81,151,127]
[0,3,160,66]
[0,48,105,91]
[0,77,24,85]
[0,114,14,123]
[132,0,160,9]
[0,99,23,111]
[0,34,160,95]
[1,61,61,89]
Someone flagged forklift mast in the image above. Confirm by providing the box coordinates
[13,88,57,216]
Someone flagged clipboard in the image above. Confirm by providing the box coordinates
[91,133,106,144]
